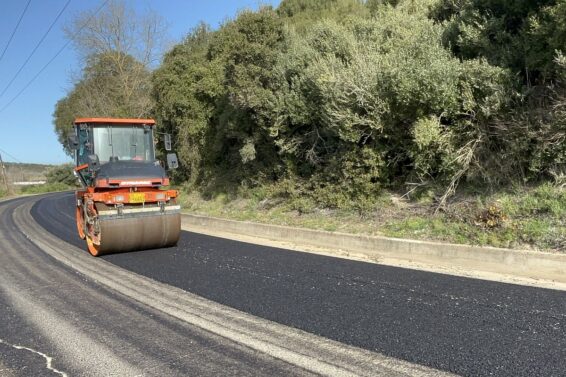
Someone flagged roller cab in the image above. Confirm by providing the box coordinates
[68,118,181,256]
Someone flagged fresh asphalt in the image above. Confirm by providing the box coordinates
[25,192,566,376]
[1,196,331,377]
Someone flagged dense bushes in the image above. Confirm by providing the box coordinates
[153,9,286,190]
[432,0,566,83]
[429,0,566,186]
[46,164,77,186]
[54,0,566,209]
[271,12,511,205]
[153,0,531,207]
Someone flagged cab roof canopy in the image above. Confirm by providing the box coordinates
[74,117,155,126]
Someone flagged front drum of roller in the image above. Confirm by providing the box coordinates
[92,213,181,255]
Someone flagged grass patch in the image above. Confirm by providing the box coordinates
[19,182,73,195]
[0,183,75,199]
[180,182,566,252]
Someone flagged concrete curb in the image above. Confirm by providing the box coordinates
[182,213,566,284]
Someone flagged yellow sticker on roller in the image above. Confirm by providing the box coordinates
[129,192,145,203]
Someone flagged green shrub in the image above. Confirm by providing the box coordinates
[148,0,563,209]
[46,164,77,186]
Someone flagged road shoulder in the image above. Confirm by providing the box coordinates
[182,213,566,291]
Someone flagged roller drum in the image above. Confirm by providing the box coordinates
[95,213,181,255]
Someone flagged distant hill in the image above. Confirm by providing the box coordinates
[3,162,53,183]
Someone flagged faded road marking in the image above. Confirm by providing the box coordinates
[0,338,68,377]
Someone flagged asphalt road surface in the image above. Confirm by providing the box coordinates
[1,192,565,376]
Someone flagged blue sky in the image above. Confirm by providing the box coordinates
[0,0,280,164]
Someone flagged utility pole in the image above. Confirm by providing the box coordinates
[0,152,10,193]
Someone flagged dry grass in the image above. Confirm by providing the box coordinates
[179,183,566,252]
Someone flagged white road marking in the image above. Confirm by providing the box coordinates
[0,338,68,377]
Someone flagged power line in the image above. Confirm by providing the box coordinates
[0,147,24,164]
[0,148,21,162]
[0,0,32,63]
[0,0,109,115]
[0,0,71,98]
[0,41,71,114]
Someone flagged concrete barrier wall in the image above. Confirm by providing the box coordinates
[182,214,566,283]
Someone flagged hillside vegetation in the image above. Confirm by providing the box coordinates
[151,0,566,206]
[0,163,77,198]
[3,162,51,182]
[53,0,566,250]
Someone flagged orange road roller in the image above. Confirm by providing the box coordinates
[68,117,181,256]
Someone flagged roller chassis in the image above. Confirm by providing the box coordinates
[70,117,181,256]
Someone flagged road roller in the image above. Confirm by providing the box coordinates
[68,117,181,256]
